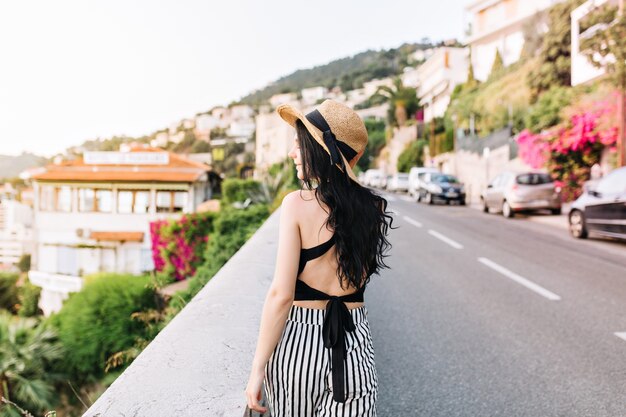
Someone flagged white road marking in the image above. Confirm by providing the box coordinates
[428,229,463,249]
[477,257,561,301]
[614,332,626,342]
[403,216,423,228]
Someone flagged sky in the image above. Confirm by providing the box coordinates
[0,1,468,157]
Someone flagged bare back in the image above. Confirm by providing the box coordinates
[292,189,364,310]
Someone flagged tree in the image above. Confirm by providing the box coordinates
[579,4,626,166]
[527,0,586,100]
[372,77,421,127]
[520,9,548,60]
[0,312,64,416]
[488,49,504,79]
[397,139,428,172]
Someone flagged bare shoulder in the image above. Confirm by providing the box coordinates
[281,189,316,223]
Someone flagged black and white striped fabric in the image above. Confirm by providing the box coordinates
[264,304,378,416]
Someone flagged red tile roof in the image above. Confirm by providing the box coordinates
[32,148,210,183]
[90,231,144,242]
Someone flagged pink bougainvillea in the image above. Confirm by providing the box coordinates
[149,212,214,281]
[515,90,619,201]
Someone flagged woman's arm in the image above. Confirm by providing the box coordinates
[250,191,301,374]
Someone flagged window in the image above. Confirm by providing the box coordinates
[39,185,55,211]
[55,186,72,212]
[118,190,150,214]
[516,173,553,185]
[156,190,188,213]
[96,190,112,212]
[78,189,94,212]
[596,169,626,195]
[78,189,112,212]
[117,191,133,214]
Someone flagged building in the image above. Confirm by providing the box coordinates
[570,0,618,86]
[465,0,561,81]
[301,86,329,105]
[255,111,297,175]
[269,92,298,109]
[0,186,33,268]
[417,47,469,122]
[28,147,215,316]
[363,78,394,98]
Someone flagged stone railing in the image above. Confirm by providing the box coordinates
[83,208,280,416]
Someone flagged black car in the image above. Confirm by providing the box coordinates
[418,172,466,205]
[568,166,626,241]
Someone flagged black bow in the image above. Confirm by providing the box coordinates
[305,110,357,169]
[322,296,356,403]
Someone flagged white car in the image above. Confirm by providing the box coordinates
[408,167,440,201]
[364,169,384,188]
[386,173,410,192]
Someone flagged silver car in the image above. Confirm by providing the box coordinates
[569,166,626,240]
[481,171,562,218]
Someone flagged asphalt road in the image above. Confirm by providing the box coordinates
[366,190,626,417]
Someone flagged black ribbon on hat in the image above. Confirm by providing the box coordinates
[322,296,356,403]
[305,110,357,169]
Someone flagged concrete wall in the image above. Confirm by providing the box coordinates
[83,207,280,416]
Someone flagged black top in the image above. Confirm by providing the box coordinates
[293,232,366,403]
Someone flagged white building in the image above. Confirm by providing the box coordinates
[255,111,296,175]
[301,86,329,105]
[227,120,256,138]
[28,148,214,316]
[230,104,255,121]
[345,88,369,108]
[151,131,170,148]
[269,92,298,108]
[0,194,33,267]
[417,47,469,122]
[465,0,562,81]
[570,0,618,86]
[363,78,394,98]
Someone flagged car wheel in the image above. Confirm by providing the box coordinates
[425,192,433,205]
[481,198,489,213]
[569,210,588,239]
[459,199,466,206]
[502,201,514,218]
[551,207,562,215]
[415,192,421,202]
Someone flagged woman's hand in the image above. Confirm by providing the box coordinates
[245,368,268,413]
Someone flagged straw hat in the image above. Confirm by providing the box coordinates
[276,99,368,186]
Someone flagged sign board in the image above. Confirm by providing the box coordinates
[84,152,169,165]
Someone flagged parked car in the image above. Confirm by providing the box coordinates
[382,174,393,190]
[418,172,466,205]
[386,173,410,192]
[481,171,561,218]
[408,167,440,201]
[363,169,384,188]
[568,166,626,241]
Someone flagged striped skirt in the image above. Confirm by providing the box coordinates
[264,304,378,416]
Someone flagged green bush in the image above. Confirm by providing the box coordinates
[47,273,157,380]
[17,277,42,317]
[168,204,270,313]
[16,253,31,273]
[525,86,573,133]
[397,139,428,172]
[221,178,263,205]
[0,271,19,313]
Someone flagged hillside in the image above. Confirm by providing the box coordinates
[239,42,436,106]
[0,153,48,180]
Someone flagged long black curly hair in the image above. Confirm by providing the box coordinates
[294,119,396,291]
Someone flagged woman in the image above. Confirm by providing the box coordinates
[245,99,395,416]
